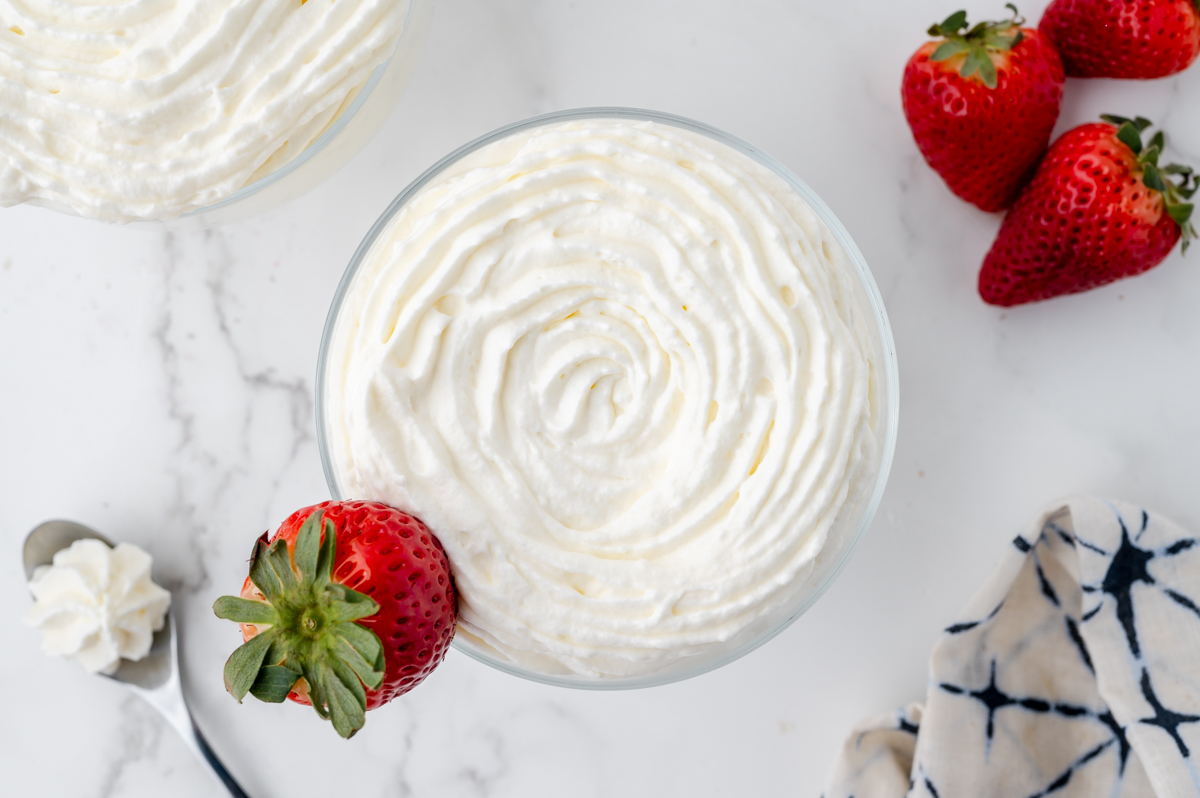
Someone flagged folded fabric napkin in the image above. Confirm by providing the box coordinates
[826,496,1200,798]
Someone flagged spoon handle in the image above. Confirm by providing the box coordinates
[191,721,251,798]
[134,681,252,798]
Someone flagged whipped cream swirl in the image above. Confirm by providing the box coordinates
[25,538,171,674]
[0,0,410,221]
[326,118,883,677]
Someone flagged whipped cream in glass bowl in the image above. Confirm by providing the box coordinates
[0,0,431,226]
[317,109,899,688]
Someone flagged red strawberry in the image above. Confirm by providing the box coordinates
[1040,0,1200,79]
[902,4,1065,212]
[213,500,457,738]
[979,115,1197,306]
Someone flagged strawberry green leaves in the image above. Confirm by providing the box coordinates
[1102,114,1199,252]
[927,4,1025,89]
[221,628,278,702]
[929,9,970,38]
[300,622,386,738]
[960,48,1001,88]
[249,665,302,703]
[328,587,380,623]
[212,596,278,625]
[334,622,386,688]
[1102,114,1152,154]
[213,510,386,739]
[292,511,323,589]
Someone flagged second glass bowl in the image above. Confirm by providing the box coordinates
[316,108,899,690]
[169,0,432,228]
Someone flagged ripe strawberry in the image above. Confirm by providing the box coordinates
[213,501,457,738]
[902,5,1065,212]
[1040,0,1200,79]
[979,116,1197,306]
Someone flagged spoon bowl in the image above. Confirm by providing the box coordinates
[23,519,249,797]
[24,520,172,690]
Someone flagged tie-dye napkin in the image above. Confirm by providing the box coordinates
[826,497,1200,798]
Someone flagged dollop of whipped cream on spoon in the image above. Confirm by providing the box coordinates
[24,538,171,675]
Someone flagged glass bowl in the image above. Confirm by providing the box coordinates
[316,108,900,690]
[165,0,432,229]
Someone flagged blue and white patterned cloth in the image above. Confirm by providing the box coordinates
[826,496,1200,798]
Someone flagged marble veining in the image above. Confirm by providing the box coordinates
[98,698,167,798]
[3,1,1199,796]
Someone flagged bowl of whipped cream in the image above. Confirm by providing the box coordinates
[316,108,899,688]
[0,0,431,225]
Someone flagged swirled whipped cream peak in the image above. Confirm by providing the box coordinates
[24,538,171,675]
[0,0,410,222]
[326,117,885,678]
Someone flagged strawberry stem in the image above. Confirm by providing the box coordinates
[927,4,1025,89]
[213,511,386,739]
[1101,114,1198,252]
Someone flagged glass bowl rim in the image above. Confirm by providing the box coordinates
[182,0,418,219]
[315,106,900,690]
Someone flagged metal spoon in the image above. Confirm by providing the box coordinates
[24,520,250,798]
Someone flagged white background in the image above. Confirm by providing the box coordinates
[3,1,1199,796]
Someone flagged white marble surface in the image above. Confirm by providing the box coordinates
[4,1,1200,796]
